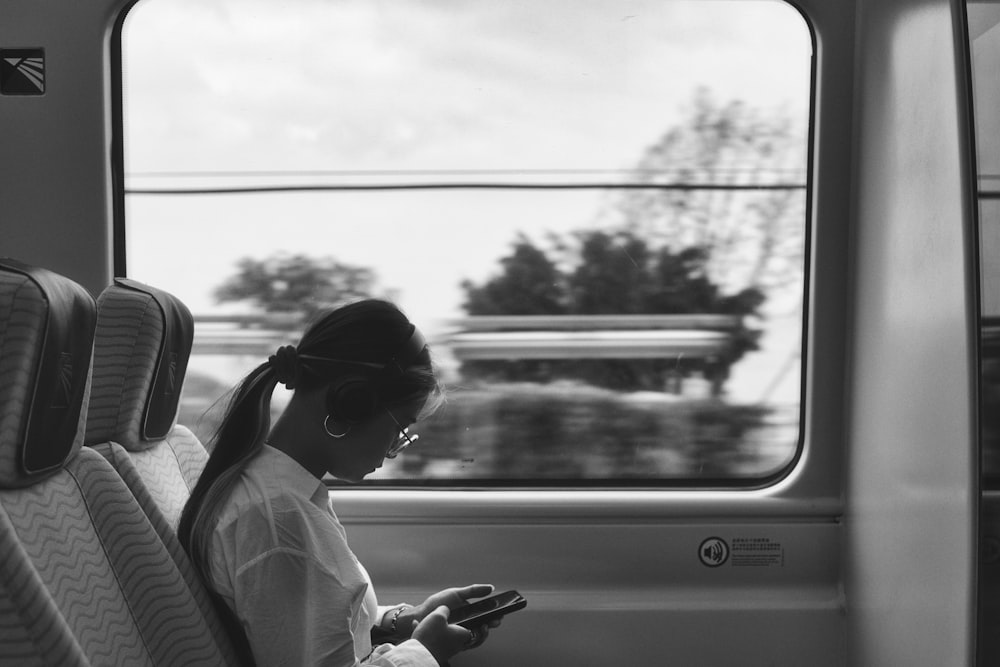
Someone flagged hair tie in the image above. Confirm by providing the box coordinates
[269,345,300,389]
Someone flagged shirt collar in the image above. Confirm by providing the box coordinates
[259,444,330,511]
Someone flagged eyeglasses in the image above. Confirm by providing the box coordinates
[385,408,418,459]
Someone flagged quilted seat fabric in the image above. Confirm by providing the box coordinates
[0,451,231,666]
[0,267,48,485]
[89,439,242,664]
[0,532,87,667]
[0,261,238,666]
[101,424,204,528]
[86,279,193,446]
[86,279,208,528]
[83,278,242,663]
[0,261,92,487]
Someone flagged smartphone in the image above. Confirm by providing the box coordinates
[448,590,527,629]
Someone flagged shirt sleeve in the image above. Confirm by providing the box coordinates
[234,548,437,667]
[368,640,439,667]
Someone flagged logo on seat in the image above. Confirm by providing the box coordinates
[54,353,73,408]
[1,49,45,95]
[166,352,178,397]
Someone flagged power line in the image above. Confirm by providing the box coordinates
[125,182,808,196]
[126,167,807,178]
[124,167,809,195]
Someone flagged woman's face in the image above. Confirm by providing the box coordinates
[324,396,426,483]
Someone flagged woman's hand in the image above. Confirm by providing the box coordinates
[411,606,492,666]
[395,584,494,637]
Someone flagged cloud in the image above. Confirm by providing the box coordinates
[124,0,811,173]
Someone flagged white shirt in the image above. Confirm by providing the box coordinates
[207,445,436,667]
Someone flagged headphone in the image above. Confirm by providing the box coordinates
[301,325,428,425]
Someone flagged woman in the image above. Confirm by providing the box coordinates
[178,299,496,666]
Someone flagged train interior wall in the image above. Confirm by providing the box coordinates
[844,0,979,662]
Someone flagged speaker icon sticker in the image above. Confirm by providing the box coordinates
[699,537,730,567]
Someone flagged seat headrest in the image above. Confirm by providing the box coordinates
[0,259,96,488]
[86,278,194,449]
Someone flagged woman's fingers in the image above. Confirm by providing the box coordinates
[422,584,495,612]
[464,625,489,650]
[412,606,472,663]
[455,584,495,601]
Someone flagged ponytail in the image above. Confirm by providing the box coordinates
[177,361,280,666]
[178,361,278,589]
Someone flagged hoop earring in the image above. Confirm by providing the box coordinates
[324,415,351,438]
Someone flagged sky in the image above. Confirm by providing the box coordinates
[121,0,812,402]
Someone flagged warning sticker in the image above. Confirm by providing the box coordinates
[730,537,784,567]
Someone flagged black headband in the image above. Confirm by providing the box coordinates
[297,325,427,380]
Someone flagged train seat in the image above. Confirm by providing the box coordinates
[0,259,238,666]
[85,277,207,529]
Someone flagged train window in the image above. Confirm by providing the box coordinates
[121,0,812,486]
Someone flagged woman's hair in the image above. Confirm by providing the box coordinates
[177,299,442,651]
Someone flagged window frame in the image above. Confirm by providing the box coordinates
[112,0,824,493]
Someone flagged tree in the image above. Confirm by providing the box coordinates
[214,253,377,318]
[459,230,764,394]
[458,89,804,396]
[461,234,566,316]
[608,87,807,297]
